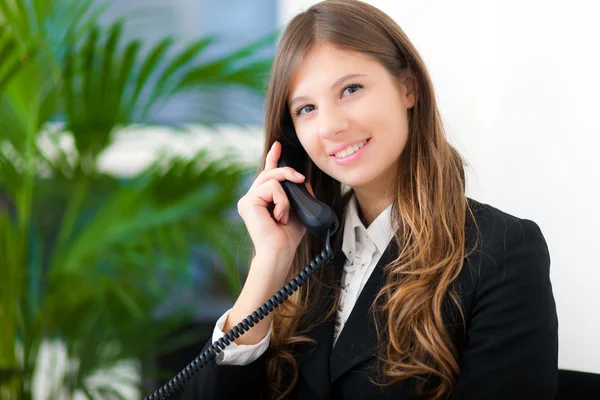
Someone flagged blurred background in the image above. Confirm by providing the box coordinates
[1,0,598,399]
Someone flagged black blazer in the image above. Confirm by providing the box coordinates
[179,198,559,399]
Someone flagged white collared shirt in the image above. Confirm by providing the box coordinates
[212,192,394,365]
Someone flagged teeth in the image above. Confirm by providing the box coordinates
[335,140,368,158]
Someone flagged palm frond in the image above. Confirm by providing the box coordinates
[129,36,173,110]
[171,33,277,96]
[0,25,36,94]
[140,37,214,116]
[60,25,275,164]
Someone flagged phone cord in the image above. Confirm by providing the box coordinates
[144,228,335,400]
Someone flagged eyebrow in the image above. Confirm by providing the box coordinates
[288,73,367,109]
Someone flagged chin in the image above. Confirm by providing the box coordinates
[320,164,375,188]
[337,175,373,190]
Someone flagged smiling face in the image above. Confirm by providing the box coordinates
[288,43,415,203]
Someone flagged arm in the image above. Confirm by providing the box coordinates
[450,219,558,400]
[213,308,272,365]
[179,252,293,399]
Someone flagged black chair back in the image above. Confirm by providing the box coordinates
[556,369,600,399]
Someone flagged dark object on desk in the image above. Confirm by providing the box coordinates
[556,369,600,399]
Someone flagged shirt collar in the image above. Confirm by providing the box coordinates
[341,192,394,263]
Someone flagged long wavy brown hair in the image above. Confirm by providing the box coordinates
[250,1,481,399]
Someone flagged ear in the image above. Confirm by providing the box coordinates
[400,76,417,109]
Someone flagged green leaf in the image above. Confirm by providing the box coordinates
[95,385,128,400]
[141,37,213,116]
[0,1,24,37]
[100,20,123,106]
[62,37,77,123]
[112,286,144,319]
[0,26,37,94]
[0,31,17,65]
[161,37,213,84]
[170,33,276,99]
[129,36,173,110]
[82,26,99,113]
[115,39,141,119]
[80,384,95,400]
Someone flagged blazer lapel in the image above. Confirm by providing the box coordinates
[329,241,397,383]
[297,250,345,399]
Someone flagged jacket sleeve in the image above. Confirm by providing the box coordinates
[450,219,559,400]
[178,309,272,399]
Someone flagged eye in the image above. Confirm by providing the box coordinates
[341,84,363,97]
[296,104,315,116]
[294,84,363,117]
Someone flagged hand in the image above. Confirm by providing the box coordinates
[237,140,315,261]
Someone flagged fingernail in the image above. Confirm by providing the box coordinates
[294,172,304,179]
[283,212,289,224]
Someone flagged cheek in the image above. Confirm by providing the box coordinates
[295,129,322,160]
[370,108,410,157]
[389,117,410,153]
[354,93,405,128]
[362,104,408,139]
[297,132,331,171]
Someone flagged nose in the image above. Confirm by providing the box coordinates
[317,105,349,140]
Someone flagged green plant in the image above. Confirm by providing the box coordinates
[0,0,271,398]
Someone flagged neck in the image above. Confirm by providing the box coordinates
[349,158,399,228]
[353,188,394,228]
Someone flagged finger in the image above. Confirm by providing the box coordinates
[252,180,290,221]
[249,166,305,191]
[264,141,280,170]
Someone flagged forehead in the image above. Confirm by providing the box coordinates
[288,44,380,96]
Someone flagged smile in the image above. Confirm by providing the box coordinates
[331,138,370,166]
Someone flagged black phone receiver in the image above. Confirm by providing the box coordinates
[277,142,338,238]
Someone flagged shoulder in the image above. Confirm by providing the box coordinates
[459,197,552,301]
[450,199,558,398]
[465,197,550,262]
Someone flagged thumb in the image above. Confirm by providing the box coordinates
[305,181,315,198]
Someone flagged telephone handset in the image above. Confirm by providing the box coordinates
[278,141,339,238]
[144,130,339,400]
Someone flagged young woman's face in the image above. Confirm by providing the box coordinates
[288,43,414,196]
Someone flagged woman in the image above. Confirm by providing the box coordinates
[181,1,558,399]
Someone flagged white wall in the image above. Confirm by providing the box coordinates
[280,0,600,374]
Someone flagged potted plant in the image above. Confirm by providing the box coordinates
[0,0,272,398]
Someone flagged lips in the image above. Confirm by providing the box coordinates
[328,138,371,157]
[331,138,370,166]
